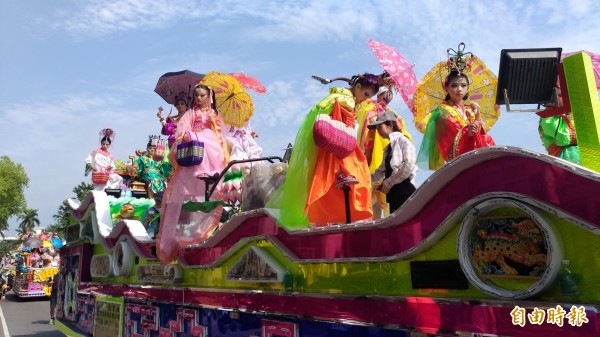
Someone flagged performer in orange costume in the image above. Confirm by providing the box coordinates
[269,73,386,227]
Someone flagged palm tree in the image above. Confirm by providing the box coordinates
[18,208,40,234]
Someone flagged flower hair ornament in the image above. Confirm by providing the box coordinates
[99,128,116,141]
[445,42,474,75]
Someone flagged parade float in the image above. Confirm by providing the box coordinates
[12,266,59,298]
[54,51,600,337]
[11,234,61,298]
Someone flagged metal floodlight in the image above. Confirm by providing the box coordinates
[496,48,562,112]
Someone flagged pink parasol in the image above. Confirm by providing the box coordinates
[228,72,267,94]
[368,39,418,114]
[562,51,600,90]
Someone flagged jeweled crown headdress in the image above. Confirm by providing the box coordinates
[446,42,473,74]
[147,135,160,147]
[174,91,191,106]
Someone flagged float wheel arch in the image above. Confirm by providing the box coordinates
[112,241,134,277]
[457,197,564,299]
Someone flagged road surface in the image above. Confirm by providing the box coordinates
[0,293,64,337]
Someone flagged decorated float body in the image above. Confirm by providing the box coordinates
[55,53,600,337]
[12,266,59,298]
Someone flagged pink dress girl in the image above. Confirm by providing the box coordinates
[157,85,228,264]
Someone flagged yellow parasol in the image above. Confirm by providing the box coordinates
[413,55,500,133]
[199,72,254,127]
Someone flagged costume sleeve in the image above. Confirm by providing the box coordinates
[435,108,465,162]
[107,153,115,171]
[174,109,193,142]
[417,108,448,170]
[370,146,388,183]
[85,152,94,165]
[135,157,144,176]
[242,125,264,159]
[266,95,333,228]
[355,99,377,151]
[539,115,575,147]
[161,118,177,136]
[85,152,94,176]
[382,135,416,191]
[160,161,173,178]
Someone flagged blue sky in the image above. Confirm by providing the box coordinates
[1,0,599,234]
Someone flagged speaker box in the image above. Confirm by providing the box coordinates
[104,189,122,198]
[131,190,148,199]
[410,259,469,289]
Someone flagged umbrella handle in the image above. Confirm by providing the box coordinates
[311,75,352,85]
[217,93,236,110]
[311,75,332,84]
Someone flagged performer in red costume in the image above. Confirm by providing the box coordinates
[417,69,495,170]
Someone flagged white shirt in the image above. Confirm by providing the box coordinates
[371,132,417,193]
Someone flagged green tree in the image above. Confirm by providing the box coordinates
[72,181,94,201]
[0,156,29,237]
[47,181,93,238]
[17,208,40,234]
[0,240,20,257]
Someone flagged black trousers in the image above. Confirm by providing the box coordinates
[387,178,416,214]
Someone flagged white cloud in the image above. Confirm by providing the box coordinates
[59,0,194,35]
[243,1,379,42]
[52,0,600,63]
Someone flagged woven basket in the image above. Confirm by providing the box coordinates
[313,113,357,159]
[176,132,204,167]
[92,172,109,184]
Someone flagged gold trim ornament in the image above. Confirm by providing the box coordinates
[445,42,473,75]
